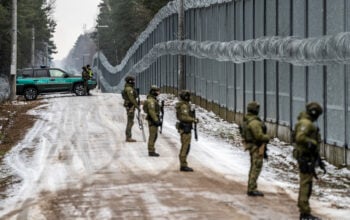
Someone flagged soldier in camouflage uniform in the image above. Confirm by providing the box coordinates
[81,66,90,96]
[122,76,140,142]
[294,102,324,220]
[175,90,198,172]
[144,85,162,157]
[242,101,270,196]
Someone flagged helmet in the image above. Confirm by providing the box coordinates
[149,85,160,96]
[247,101,260,115]
[306,102,323,120]
[125,76,135,84]
[179,90,191,101]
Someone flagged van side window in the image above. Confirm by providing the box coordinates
[22,69,33,77]
[49,69,65,77]
[34,69,48,77]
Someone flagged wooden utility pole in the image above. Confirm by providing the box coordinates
[10,0,17,101]
[178,0,185,91]
[31,26,35,67]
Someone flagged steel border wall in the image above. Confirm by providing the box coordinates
[93,0,350,166]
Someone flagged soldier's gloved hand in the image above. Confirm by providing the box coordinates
[193,118,199,123]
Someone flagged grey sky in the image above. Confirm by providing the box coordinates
[53,0,102,60]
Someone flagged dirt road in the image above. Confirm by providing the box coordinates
[0,93,334,219]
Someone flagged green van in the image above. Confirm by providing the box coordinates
[16,67,97,100]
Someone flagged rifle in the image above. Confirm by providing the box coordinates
[317,155,327,174]
[136,88,146,142]
[192,109,198,141]
[159,100,165,134]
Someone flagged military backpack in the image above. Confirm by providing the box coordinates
[239,118,255,143]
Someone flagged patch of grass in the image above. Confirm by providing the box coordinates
[0,101,42,160]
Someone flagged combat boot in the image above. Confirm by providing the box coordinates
[149,152,160,157]
[300,213,321,220]
[247,191,264,197]
[126,138,137,142]
[180,166,194,172]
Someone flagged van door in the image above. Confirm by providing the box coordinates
[33,69,50,92]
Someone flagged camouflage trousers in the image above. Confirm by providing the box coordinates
[298,172,313,214]
[179,131,192,167]
[248,146,264,192]
[83,80,88,95]
[125,107,135,139]
[148,123,158,153]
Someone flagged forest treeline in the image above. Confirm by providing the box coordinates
[94,0,170,66]
[0,0,170,76]
[0,0,56,75]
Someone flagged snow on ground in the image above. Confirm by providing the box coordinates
[0,91,348,219]
[158,93,350,217]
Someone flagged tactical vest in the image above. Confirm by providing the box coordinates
[175,102,191,121]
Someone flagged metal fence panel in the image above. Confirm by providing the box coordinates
[291,1,306,127]
[347,64,350,148]
[347,1,350,147]
[325,0,345,145]
[278,0,291,125]
[254,0,265,117]
[95,0,350,151]
[235,0,244,113]
[244,0,254,105]
[327,65,345,146]
[226,2,235,110]
[265,0,277,121]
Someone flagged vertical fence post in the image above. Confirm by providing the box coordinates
[10,0,17,101]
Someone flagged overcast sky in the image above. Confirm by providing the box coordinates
[53,0,102,61]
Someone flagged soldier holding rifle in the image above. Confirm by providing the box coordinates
[122,76,140,142]
[143,85,162,156]
[293,102,326,220]
[241,101,270,197]
[175,90,199,172]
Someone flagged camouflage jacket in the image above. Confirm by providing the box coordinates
[82,69,90,80]
[145,94,160,122]
[175,101,195,123]
[294,111,321,161]
[244,113,270,146]
[123,83,138,108]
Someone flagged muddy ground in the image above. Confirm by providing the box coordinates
[0,101,41,159]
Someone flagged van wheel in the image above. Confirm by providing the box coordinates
[74,83,85,96]
[24,87,38,101]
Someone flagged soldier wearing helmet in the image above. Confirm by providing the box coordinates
[122,75,140,142]
[143,85,162,156]
[175,90,199,172]
[293,102,323,220]
[241,101,270,197]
